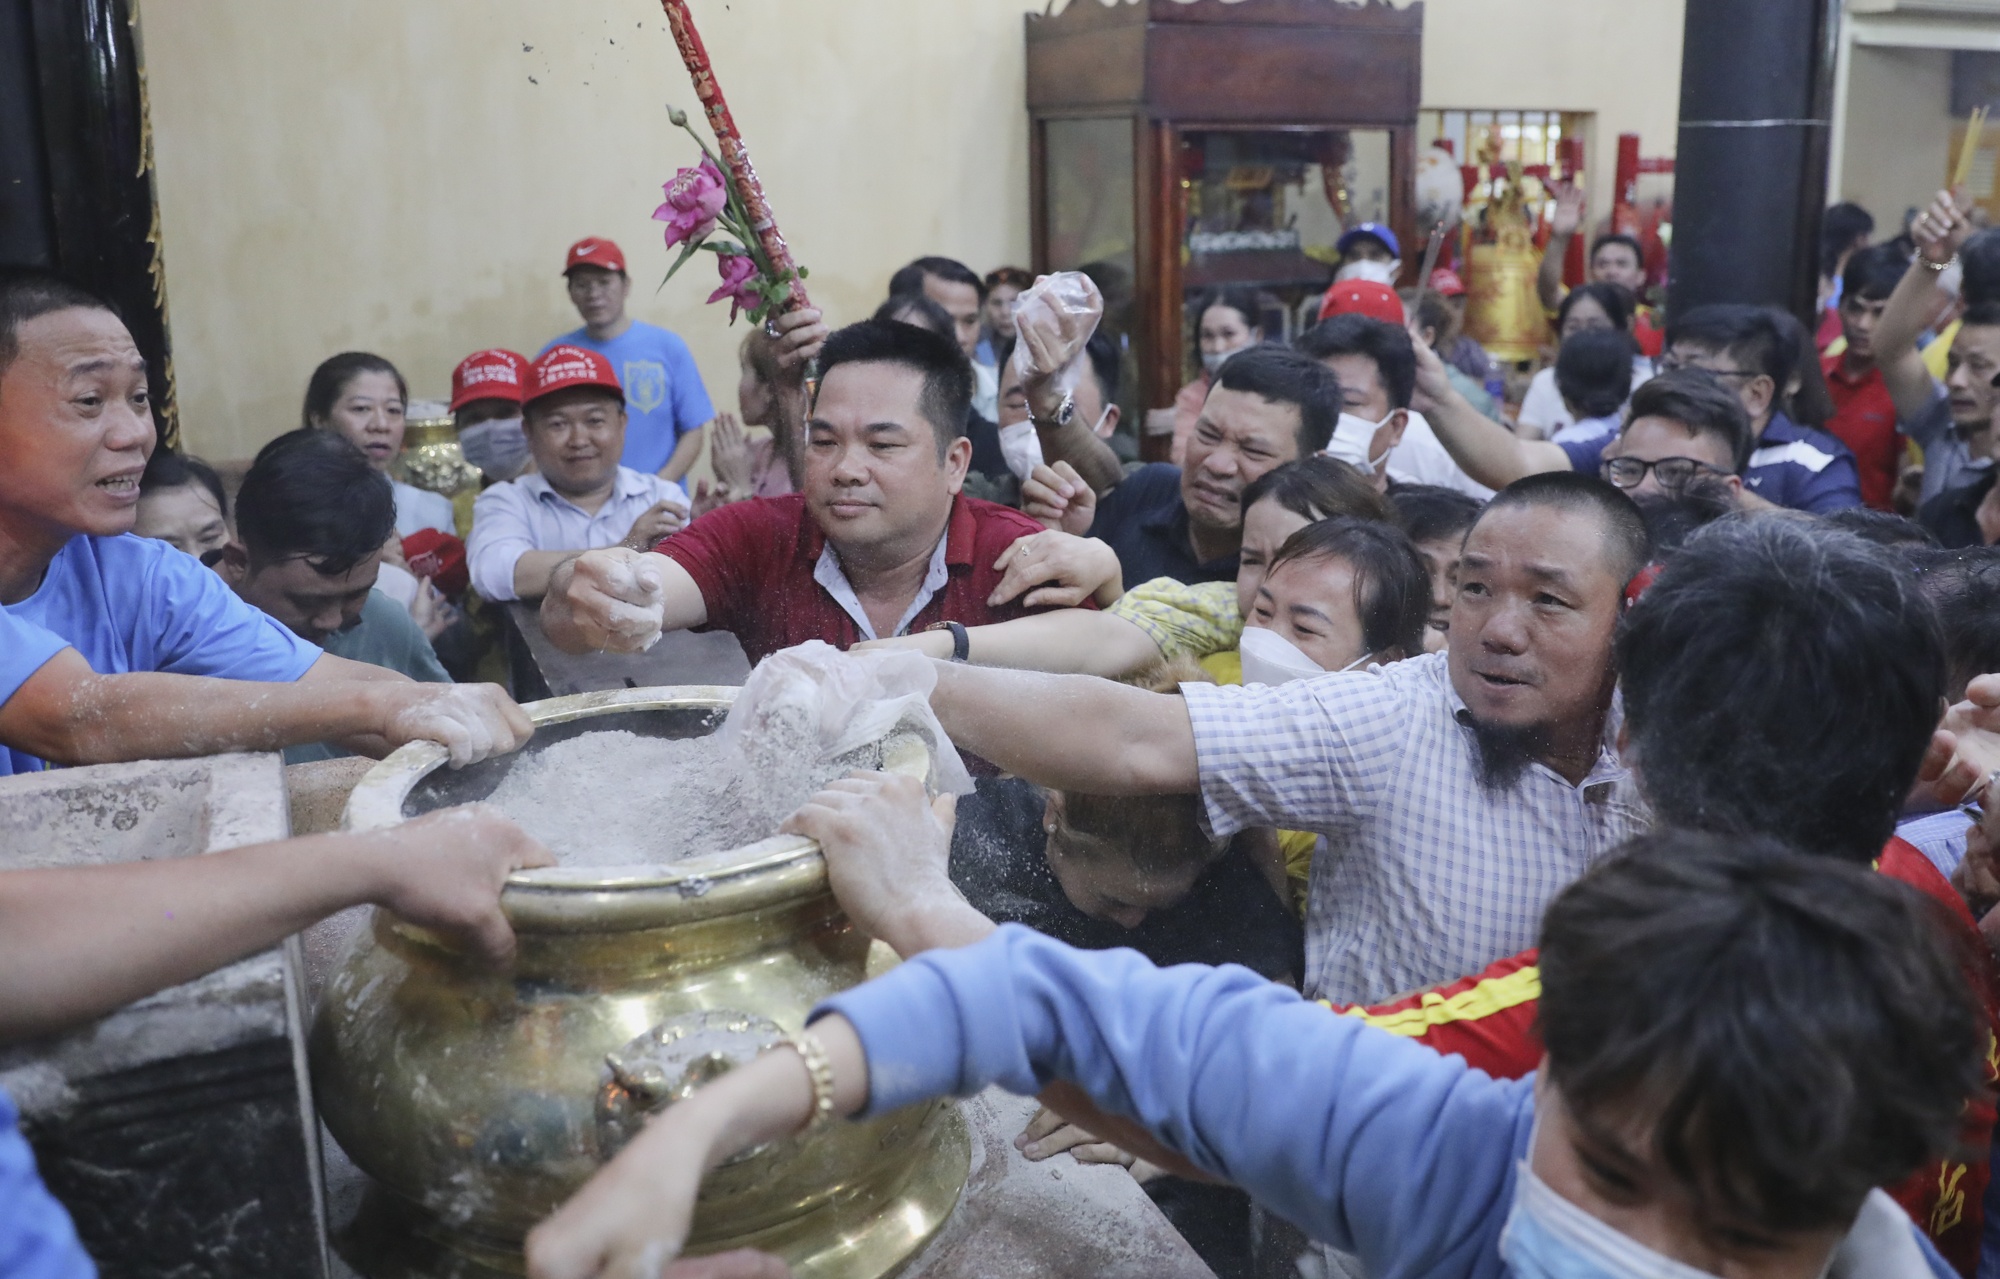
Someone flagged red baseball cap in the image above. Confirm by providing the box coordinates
[526,345,624,407]
[563,237,626,275]
[1428,268,1467,298]
[449,349,528,413]
[1318,280,1406,327]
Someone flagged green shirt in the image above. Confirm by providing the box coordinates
[283,590,449,765]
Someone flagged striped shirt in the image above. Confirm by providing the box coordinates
[1182,651,1649,1003]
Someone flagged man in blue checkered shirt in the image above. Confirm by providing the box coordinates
[929,472,1651,1003]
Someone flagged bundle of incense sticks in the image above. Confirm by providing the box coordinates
[659,0,812,316]
[1954,105,1988,192]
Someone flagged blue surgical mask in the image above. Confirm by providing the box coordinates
[1500,1159,1722,1279]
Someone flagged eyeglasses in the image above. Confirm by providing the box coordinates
[1657,354,1758,381]
[1600,456,1731,490]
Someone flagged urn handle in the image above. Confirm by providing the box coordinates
[595,1008,787,1157]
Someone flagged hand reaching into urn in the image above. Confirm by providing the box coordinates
[781,772,993,958]
[382,682,536,768]
[541,548,676,654]
[366,805,554,965]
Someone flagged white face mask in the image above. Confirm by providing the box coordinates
[996,419,1046,484]
[1500,1159,1724,1279]
[459,416,529,480]
[1335,259,1402,286]
[1201,344,1250,377]
[1322,411,1395,476]
[1238,626,1373,687]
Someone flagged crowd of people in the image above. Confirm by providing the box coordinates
[13,173,2000,1279]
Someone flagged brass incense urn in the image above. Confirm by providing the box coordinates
[312,688,970,1279]
[398,401,482,497]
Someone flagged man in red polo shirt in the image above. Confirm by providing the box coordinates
[540,318,1111,663]
[1822,244,1912,511]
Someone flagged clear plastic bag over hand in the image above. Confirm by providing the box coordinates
[1000,272,1105,482]
[1008,271,1104,392]
[718,640,975,796]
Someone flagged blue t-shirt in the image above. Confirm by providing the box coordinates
[540,321,715,474]
[0,535,320,776]
[1743,412,1864,514]
[1553,412,1622,476]
[0,1089,94,1277]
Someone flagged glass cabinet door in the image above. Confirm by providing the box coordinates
[1179,127,1392,382]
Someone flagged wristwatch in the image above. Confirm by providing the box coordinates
[1030,390,1076,431]
[925,620,970,662]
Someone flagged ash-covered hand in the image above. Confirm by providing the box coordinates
[1016,1104,1137,1168]
[367,805,553,965]
[546,548,671,654]
[384,682,535,768]
[781,772,993,958]
[989,531,1122,609]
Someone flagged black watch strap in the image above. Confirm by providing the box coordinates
[927,619,970,662]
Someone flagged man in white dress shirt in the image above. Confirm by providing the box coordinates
[467,345,689,602]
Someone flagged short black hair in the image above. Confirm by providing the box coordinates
[1294,315,1417,411]
[1404,288,1455,347]
[235,428,395,576]
[1539,830,1982,1234]
[1630,482,1736,557]
[1588,233,1646,272]
[1820,201,1876,277]
[1240,455,1393,526]
[1960,299,2000,332]
[1556,280,1636,334]
[1962,227,2000,309]
[1267,517,1430,658]
[1618,516,1945,865]
[1824,507,1939,549]
[1907,546,2000,701]
[1388,483,1484,546]
[1840,242,1908,304]
[873,293,955,341]
[1476,471,1652,588]
[1623,368,1755,471]
[1554,328,1637,420]
[302,352,408,430]
[1665,303,1794,389]
[1767,307,1836,429]
[0,268,117,380]
[888,256,983,301]
[1211,344,1341,457]
[814,319,973,458]
[139,448,229,521]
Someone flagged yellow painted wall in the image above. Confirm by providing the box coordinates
[1419,0,1686,220]
[1839,44,1953,232]
[142,0,1040,461]
[142,0,1688,462]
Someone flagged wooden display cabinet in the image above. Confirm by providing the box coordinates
[1026,0,1424,457]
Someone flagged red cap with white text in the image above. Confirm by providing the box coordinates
[563,237,627,275]
[525,345,624,407]
[449,349,528,413]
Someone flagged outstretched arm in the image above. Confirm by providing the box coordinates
[526,927,1524,1279]
[1411,334,1570,488]
[1878,190,1969,426]
[2,648,531,768]
[867,609,1165,677]
[928,660,1199,794]
[0,805,551,1042]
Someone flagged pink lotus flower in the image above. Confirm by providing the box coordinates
[652,158,728,249]
[708,253,761,317]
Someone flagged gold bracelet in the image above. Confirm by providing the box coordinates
[772,1030,837,1134]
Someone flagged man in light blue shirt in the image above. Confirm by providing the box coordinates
[541,237,714,483]
[468,344,689,602]
[0,268,531,776]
